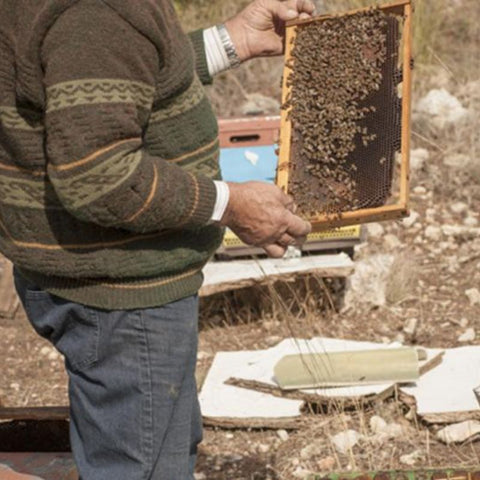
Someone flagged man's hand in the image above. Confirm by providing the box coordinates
[220,181,312,258]
[225,0,315,62]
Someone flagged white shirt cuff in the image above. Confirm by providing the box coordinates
[203,27,231,76]
[211,181,230,223]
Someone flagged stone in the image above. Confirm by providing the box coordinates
[318,456,336,470]
[403,318,418,336]
[293,467,314,479]
[277,429,289,442]
[394,333,405,344]
[384,234,402,250]
[443,153,471,169]
[48,350,60,361]
[300,442,323,459]
[330,430,362,455]
[367,222,385,239]
[441,225,480,238]
[425,208,436,223]
[410,148,429,171]
[344,254,395,309]
[413,186,427,195]
[370,415,404,443]
[400,450,425,466]
[464,216,479,227]
[424,226,442,241]
[369,415,387,433]
[194,474,207,480]
[416,88,468,129]
[460,318,469,328]
[40,346,51,356]
[458,328,476,342]
[437,421,480,444]
[265,335,283,346]
[258,443,270,454]
[403,210,420,228]
[466,288,480,306]
[197,351,210,360]
[450,202,468,214]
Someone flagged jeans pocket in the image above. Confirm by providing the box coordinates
[24,289,100,373]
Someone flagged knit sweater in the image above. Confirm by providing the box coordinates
[0,0,224,309]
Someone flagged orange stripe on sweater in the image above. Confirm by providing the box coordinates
[51,137,141,172]
[169,137,218,163]
[0,162,45,177]
[126,165,158,223]
[99,267,201,289]
[0,217,163,250]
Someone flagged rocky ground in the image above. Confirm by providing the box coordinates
[1,1,479,478]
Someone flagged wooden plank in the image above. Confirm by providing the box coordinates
[226,377,395,407]
[203,415,311,430]
[286,0,411,28]
[310,204,409,231]
[400,2,413,207]
[200,253,354,297]
[0,406,69,421]
[0,259,19,319]
[276,25,296,193]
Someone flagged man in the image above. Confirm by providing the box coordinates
[0,0,313,478]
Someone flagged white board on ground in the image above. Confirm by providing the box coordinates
[400,346,480,416]
[200,338,441,420]
[200,253,354,296]
[199,351,303,419]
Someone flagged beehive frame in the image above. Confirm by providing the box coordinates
[277,0,413,230]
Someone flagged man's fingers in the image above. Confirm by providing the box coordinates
[285,212,312,237]
[276,233,297,247]
[282,0,315,17]
[264,244,287,258]
[295,0,316,15]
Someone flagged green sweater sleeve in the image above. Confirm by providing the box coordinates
[42,0,217,233]
[188,29,214,85]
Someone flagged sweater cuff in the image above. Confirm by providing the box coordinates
[188,29,213,85]
[186,174,217,227]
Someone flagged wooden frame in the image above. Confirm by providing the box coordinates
[277,0,413,230]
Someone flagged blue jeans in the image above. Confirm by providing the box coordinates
[14,270,202,480]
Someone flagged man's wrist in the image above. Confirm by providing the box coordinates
[223,18,250,62]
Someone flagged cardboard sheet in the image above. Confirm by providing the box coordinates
[200,254,354,296]
[400,346,480,416]
[199,351,304,419]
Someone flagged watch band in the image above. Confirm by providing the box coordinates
[216,23,242,69]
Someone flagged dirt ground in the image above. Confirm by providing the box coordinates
[1,0,480,478]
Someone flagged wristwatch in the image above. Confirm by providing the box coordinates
[216,23,242,69]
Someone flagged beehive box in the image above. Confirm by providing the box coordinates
[277,0,413,231]
[216,117,362,257]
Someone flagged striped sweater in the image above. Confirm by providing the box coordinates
[0,0,224,309]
